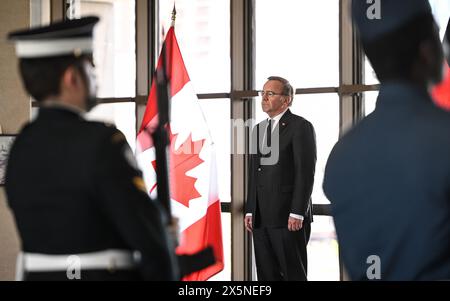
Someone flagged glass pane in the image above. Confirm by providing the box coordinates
[209,212,231,281]
[85,103,136,151]
[292,94,339,205]
[158,0,231,94]
[255,93,339,205]
[80,0,136,98]
[307,216,339,281]
[364,91,379,117]
[30,0,50,27]
[197,99,231,204]
[255,0,339,89]
[29,0,50,106]
[31,107,38,121]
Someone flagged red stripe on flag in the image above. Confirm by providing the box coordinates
[139,27,190,136]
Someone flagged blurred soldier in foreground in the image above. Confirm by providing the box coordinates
[5,17,178,281]
[323,0,450,280]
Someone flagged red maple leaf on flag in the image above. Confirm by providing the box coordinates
[151,128,205,208]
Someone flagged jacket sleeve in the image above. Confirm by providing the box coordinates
[291,120,317,216]
[93,128,179,280]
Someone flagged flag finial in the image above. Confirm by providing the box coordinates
[171,4,177,27]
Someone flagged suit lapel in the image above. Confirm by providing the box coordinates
[266,109,292,158]
[258,119,270,157]
[276,109,292,137]
[258,110,292,157]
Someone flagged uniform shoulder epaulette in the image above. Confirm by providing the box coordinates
[89,123,126,145]
[110,130,127,145]
[102,121,115,128]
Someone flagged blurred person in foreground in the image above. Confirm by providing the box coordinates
[5,17,178,281]
[323,0,450,280]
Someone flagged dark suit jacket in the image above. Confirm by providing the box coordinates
[246,110,317,227]
[323,82,450,280]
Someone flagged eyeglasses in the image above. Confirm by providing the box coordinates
[258,90,286,98]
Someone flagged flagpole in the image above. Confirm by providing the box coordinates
[171,4,176,27]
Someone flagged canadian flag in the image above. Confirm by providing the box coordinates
[136,26,224,281]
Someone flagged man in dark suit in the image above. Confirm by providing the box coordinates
[323,0,450,280]
[445,19,449,63]
[5,17,178,281]
[245,76,316,281]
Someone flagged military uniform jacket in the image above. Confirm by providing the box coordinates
[5,107,176,280]
[324,82,450,280]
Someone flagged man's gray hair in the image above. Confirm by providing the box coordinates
[267,76,294,106]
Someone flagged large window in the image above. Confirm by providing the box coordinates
[292,95,339,280]
[255,1,340,281]
[78,0,136,151]
[159,0,231,94]
[37,0,405,281]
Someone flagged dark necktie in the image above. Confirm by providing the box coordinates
[266,119,272,148]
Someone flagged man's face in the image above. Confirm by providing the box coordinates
[261,80,289,118]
